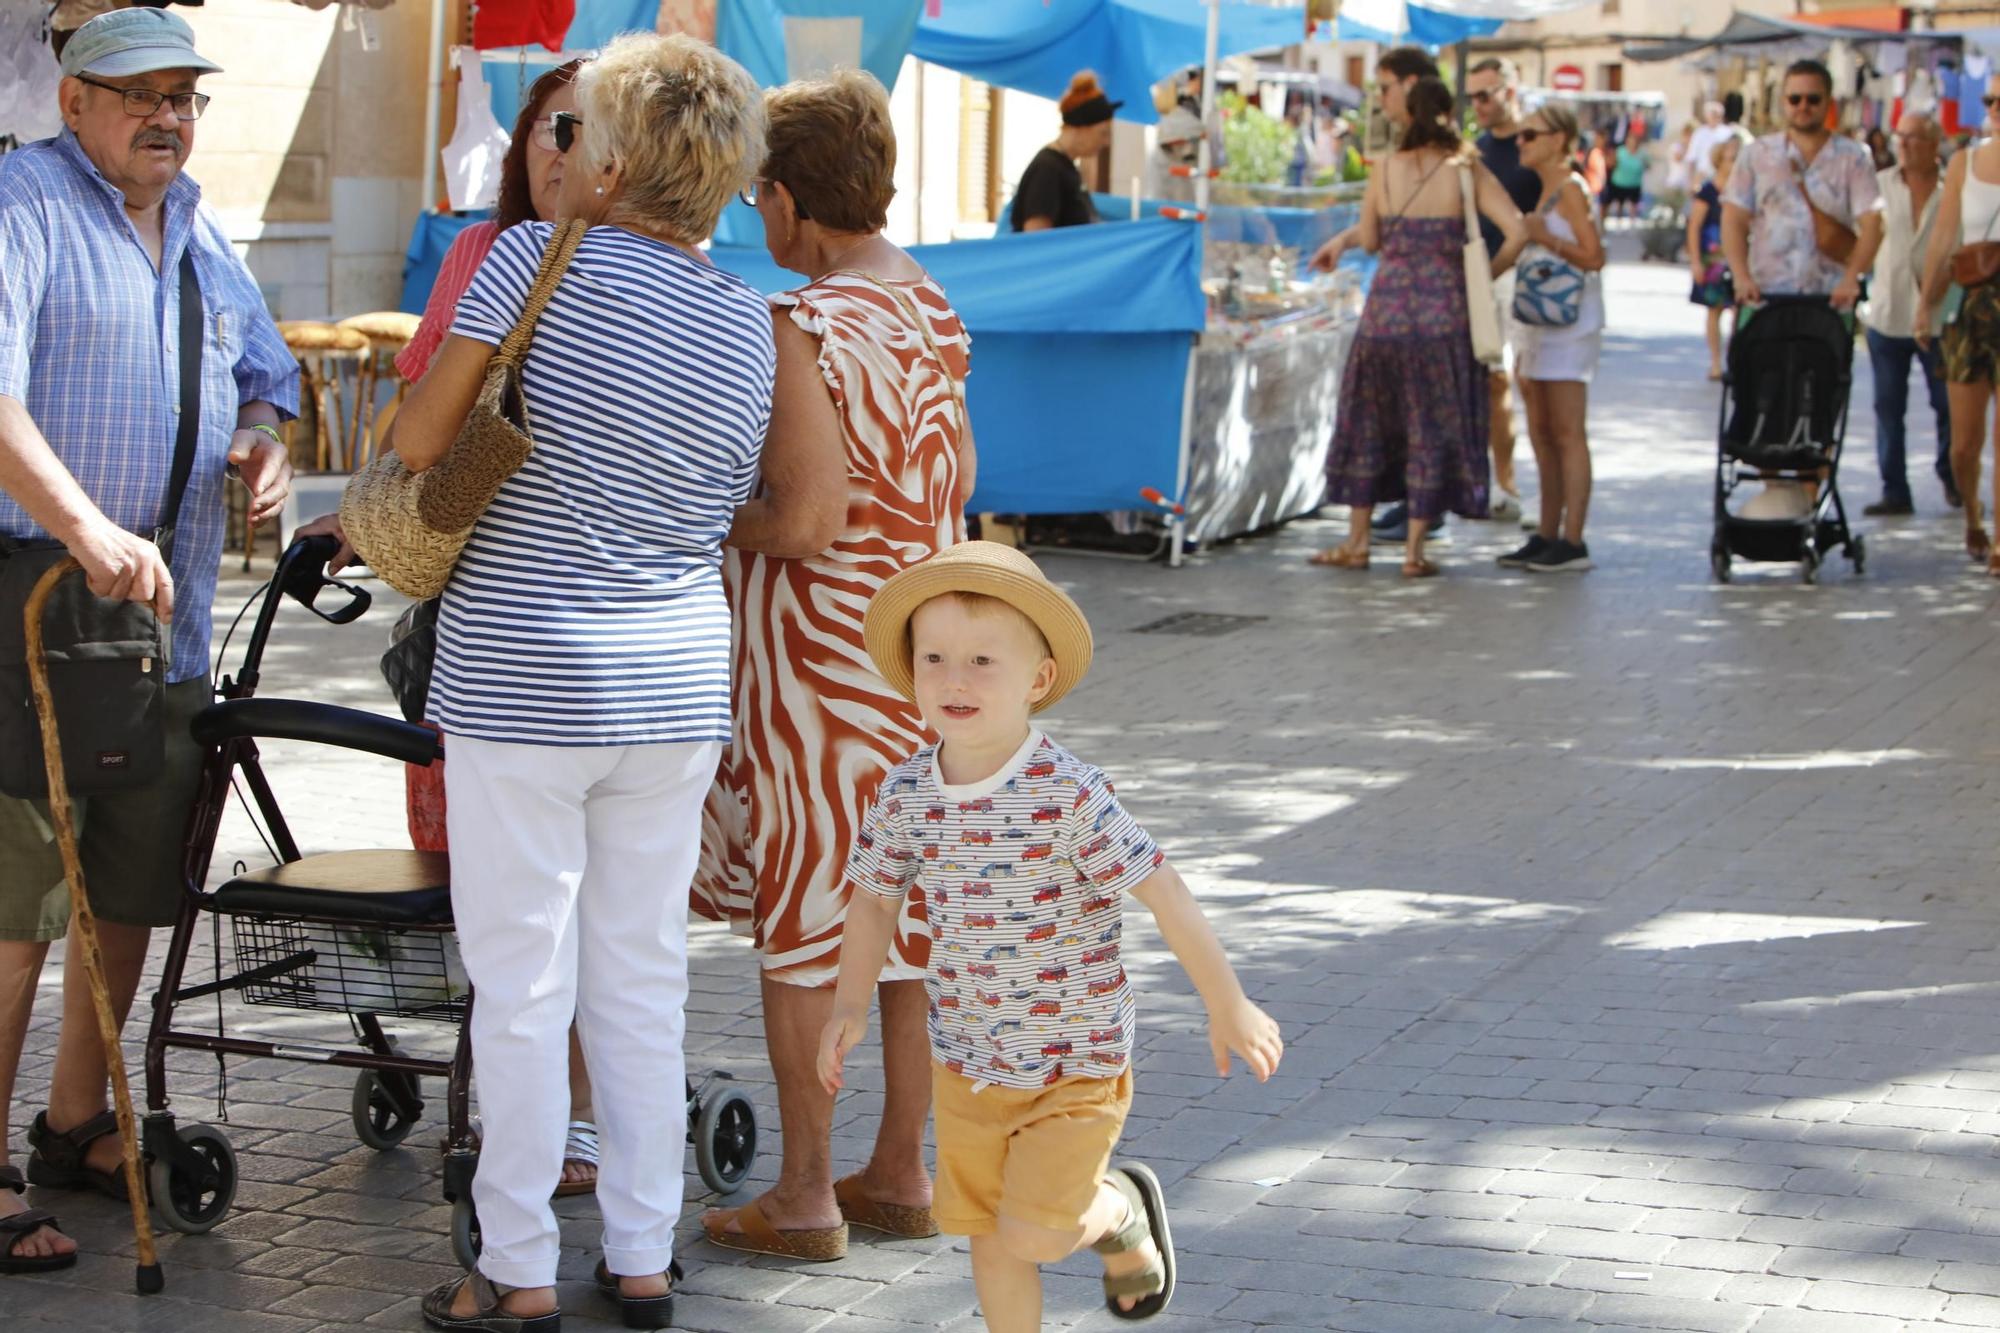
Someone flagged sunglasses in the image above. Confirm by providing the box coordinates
[549,111,582,153]
[1787,92,1826,107]
[1986,96,2000,110]
[1468,90,1494,104]
[1516,128,1546,144]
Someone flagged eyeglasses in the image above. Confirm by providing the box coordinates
[549,111,582,154]
[1516,128,1545,144]
[76,74,208,121]
[738,177,765,207]
[1787,92,1826,107]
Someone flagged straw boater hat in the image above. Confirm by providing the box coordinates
[863,542,1094,714]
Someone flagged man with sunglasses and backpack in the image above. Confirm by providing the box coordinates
[1721,59,1884,313]
[0,9,295,1276]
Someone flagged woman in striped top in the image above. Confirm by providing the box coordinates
[389,34,775,1332]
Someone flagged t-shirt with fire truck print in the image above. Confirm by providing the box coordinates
[847,730,1163,1091]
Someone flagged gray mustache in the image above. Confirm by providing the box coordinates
[134,132,182,151]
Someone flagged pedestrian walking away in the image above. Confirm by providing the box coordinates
[820,540,1284,1331]
[0,7,296,1279]
[1917,70,2000,576]
[1862,111,1953,517]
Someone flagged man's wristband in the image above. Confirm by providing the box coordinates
[247,423,284,447]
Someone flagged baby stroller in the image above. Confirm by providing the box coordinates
[138,536,757,1269]
[1711,296,1866,584]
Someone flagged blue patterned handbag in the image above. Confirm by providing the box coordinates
[1513,252,1585,327]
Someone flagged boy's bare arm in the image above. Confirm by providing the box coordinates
[1130,862,1284,1080]
[819,887,904,1092]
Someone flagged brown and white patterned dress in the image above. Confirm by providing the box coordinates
[693,273,969,986]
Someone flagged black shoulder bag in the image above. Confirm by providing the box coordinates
[0,249,203,799]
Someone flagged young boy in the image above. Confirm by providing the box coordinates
[817,542,1283,1330]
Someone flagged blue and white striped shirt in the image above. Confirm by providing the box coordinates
[432,223,775,746]
[0,130,299,683]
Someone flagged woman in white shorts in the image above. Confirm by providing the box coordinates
[1501,102,1606,574]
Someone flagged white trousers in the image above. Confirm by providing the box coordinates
[445,734,722,1289]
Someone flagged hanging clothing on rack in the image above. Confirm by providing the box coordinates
[441,45,511,211]
[471,0,574,53]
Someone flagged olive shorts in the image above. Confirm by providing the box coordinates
[1944,283,2000,386]
[932,1062,1133,1236]
[0,678,209,940]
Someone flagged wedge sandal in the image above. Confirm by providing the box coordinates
[1094,1162,1175,1321]
[700,1199,847,1262]
[834,1174,938,1239]
[25,1110,127,1201]
[592,1257,682,1329]
[420,1271,559,1333]
[1,1166,76,1275]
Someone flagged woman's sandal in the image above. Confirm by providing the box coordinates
[700,1199,848,1263]
[834,1174,939,1239]
[0,1165,76,1275]
[1093,1162,1175,1321]
[554,1120,598,1199]
[419,1271,559,1333]
[593,1258,682,1330]
[1308,546,1370,570]
[25,1111,127,1201]
[1401,558,1441,580]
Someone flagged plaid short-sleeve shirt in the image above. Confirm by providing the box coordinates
[0,131,299,683]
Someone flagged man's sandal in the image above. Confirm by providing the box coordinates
[0,1166,76,1274]
[700,1199,848,1262]
[25,1111,127,1201]
[554,1121,598,1199]
[1093,1162,1175,1321]
[834,1174,938,1239]
[592,1258,682,1330]
[420,1271,560,1333]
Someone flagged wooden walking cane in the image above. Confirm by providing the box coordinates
[23,558,165,1295]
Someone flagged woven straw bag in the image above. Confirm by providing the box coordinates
[340,218,588,599]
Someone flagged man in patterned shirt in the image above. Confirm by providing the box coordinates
[1721,58,1884,310]
[0,9,296,1272]
[818,542,1283,1328]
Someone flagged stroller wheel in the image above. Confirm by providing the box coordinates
[1710,545,1732,584]
[148,1123,237,1235]
[693,1084,757,1195]
[450,1196,482,1271]
[352,1070,422,1151]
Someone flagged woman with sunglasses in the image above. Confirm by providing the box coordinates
[1917,74,2000,574]
[387,59,612,1203]
[695,68,972,1265]
[1500,104,1605,574]
[1719,59,1883,314]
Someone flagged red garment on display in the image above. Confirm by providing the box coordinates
[472,0,574,52]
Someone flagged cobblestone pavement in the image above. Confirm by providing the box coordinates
[12,243,2000,1333]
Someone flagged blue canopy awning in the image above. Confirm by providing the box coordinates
[910,0,1305,126]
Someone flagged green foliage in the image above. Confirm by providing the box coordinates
[1219,90,1297,186]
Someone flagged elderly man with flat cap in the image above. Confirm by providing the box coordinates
[0,7,296,1273]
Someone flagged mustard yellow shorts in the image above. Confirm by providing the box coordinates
[931,1062,1133,1236]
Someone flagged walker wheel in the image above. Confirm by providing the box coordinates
[1849,534,1867,575]
[1801,548,1819,585]
[693,1085,757,1195]
[450,1196,482,1271]
[352,1070,421,1151]
[148,1123,237,1235]
[1710,545,1731,584]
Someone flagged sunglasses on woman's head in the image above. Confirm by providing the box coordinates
[1786,92,1825,107]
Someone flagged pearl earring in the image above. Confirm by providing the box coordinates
[595,187,604,195]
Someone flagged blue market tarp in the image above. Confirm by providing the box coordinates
[713,218,1203,512]
[911,0,1303,126]
[715,0,922,91]
[400,209,494,315]
[1334,0,1504,46]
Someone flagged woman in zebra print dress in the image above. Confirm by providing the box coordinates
[694,71,973,1262]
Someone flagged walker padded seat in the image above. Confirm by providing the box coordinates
[208,850,452,925]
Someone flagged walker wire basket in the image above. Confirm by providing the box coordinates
[231,916,469,1020]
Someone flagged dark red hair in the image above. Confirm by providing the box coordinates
[494,59,585,230]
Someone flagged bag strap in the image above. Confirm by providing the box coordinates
[1458,162,1480,244]
[492,218,589,369]
[824,270,969,440]
[1385,154,1449,227]
[157,247,203,556]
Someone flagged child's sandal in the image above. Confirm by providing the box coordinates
[1092,1162,1175,1321]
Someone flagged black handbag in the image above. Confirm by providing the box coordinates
[0,250,203,800]
[379,597,439,725]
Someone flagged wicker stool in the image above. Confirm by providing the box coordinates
[338,311,423,468]
[277,320,370,473]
